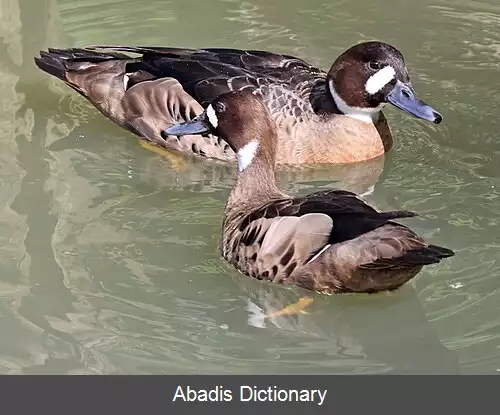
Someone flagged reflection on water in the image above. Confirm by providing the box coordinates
[0,0,499,374]
[238,276,459,374]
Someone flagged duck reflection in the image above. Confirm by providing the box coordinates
[49,124,387,198]
[230,270,459,374]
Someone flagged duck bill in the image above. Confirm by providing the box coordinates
[162,114,211,137]
[387,81,443,124]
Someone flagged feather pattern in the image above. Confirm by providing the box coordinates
[86,45,327,124]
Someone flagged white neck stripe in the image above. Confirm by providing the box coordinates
[328,80,384,123]
[236,140,259,173]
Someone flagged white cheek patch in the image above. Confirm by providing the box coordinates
[365,65,396,95]
[236,140,259,172]
[206,104,218,129]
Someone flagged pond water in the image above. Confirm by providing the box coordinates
[1,0,499,374]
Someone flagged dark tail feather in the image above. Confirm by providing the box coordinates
[360,244,455,270]
[34,52,68,81]
[87,45,193,57]
[45,47,131,61]
[380,210,419,220]
[34,47,130,81]
[426,244,455,259]
[395,244,455,267]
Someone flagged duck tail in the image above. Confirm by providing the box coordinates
[34,48,130,82]
[422,244,455,261]
[34,49,71,82]
[360,243,455,270]
[392,243,455,267]
[379,210,418,220]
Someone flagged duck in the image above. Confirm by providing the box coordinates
[34,41,442,165]
[164,89,454,294]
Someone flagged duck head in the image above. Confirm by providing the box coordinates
[328,41,442,124]
[164,90,277,172]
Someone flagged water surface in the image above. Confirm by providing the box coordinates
[0,0,499,374]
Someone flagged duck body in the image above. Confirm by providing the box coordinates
[222,188,449,293]
[35,42,441,165]
[165,90,454,294]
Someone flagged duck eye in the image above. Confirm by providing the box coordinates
[214,101,226,113]
[368,61,381,70]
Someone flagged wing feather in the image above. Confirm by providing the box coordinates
[86,45,326,118]
[227,212,333,283]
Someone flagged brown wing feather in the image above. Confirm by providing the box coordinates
[239,189,417,245]
[86,45,326,122]
[34,48,235,160]
[225,213,333,283]
[122,77,234,159]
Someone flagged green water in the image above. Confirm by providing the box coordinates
[0,0,499,374]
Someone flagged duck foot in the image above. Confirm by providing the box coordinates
[139,140,188,172]
[264,296,314,319]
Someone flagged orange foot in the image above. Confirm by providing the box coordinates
[265,296,314,319]
[140,141,187,172]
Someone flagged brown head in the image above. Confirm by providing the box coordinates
[327,41,442,124]
[164,90,278,173]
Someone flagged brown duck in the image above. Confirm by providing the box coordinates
[164,90,454,294]
[34,41,442,165]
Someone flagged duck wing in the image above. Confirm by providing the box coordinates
[239,189,417,245]
[87,45,326,118]
[227,189,419,283]
[226,211,335,283]
[34,47,236,159]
